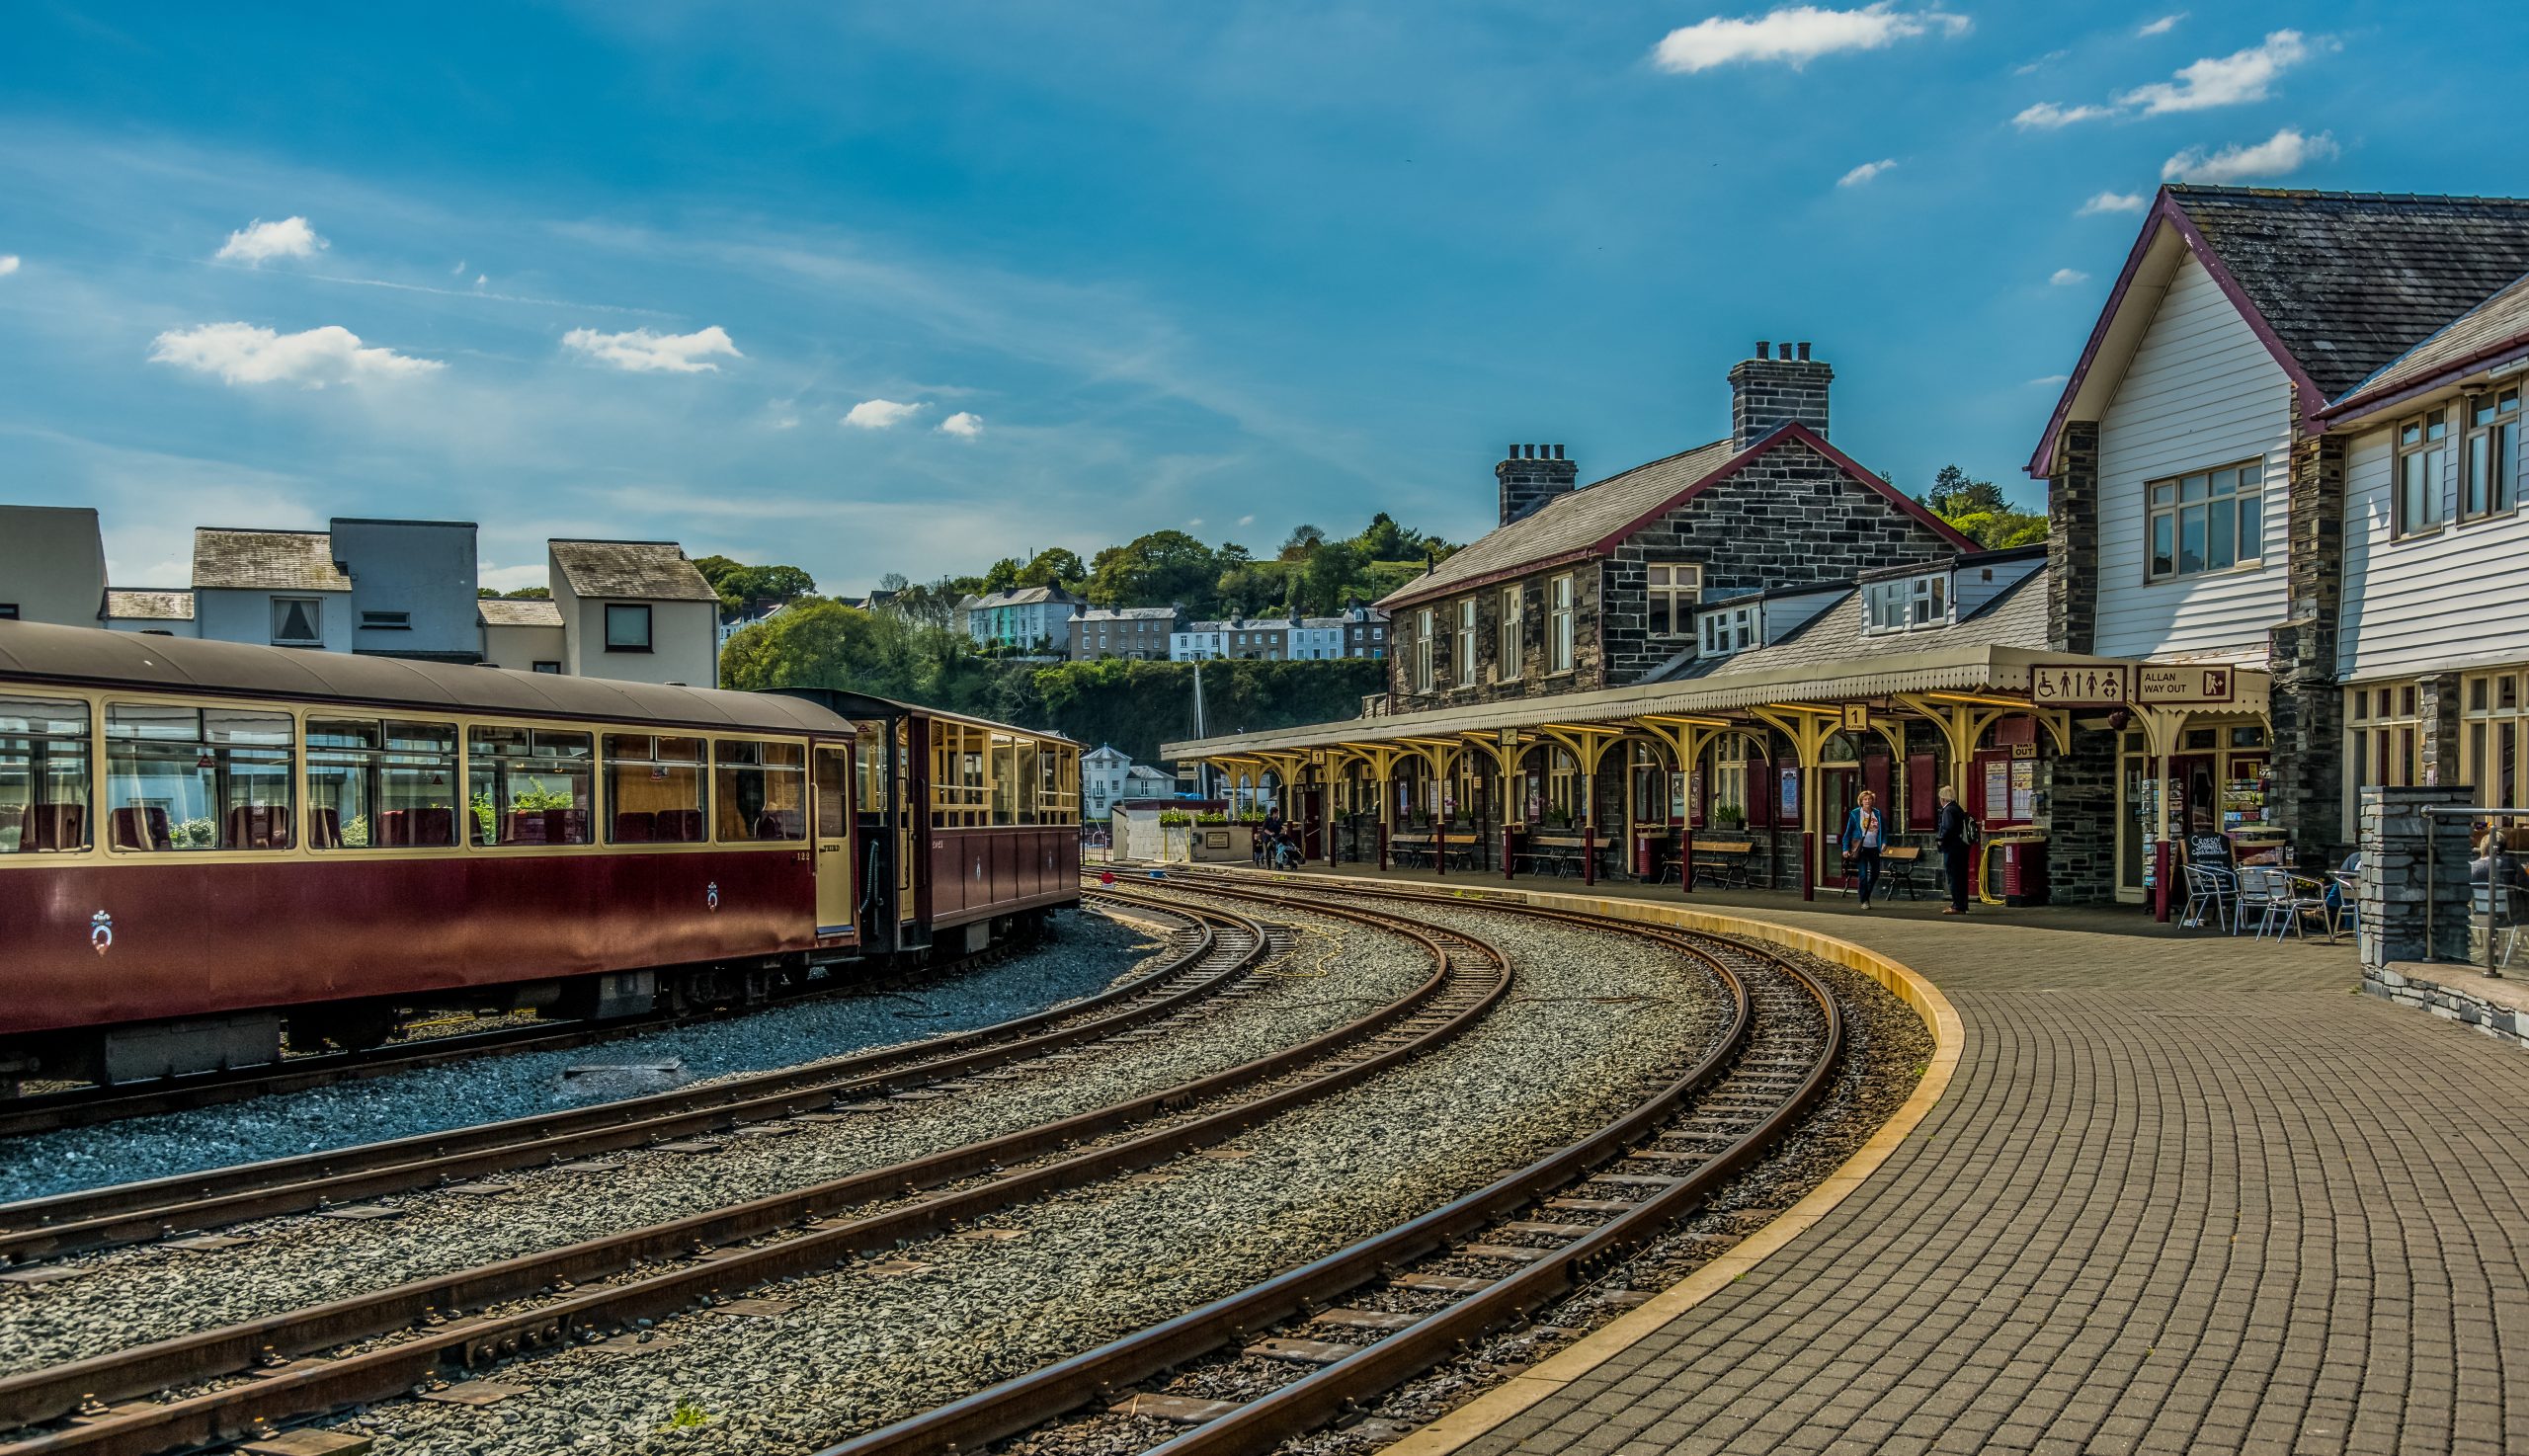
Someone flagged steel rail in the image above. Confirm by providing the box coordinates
[0,889,1511,1456]
[0,893,1229,1262]
[819,883,1840,1456]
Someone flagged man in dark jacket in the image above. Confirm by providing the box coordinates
[1935,783,1976,915]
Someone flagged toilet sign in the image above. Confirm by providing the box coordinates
[2028,661,2131,706]
[2135,664,2236,704]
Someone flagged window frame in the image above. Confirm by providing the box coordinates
[2394,410,2451,538]
[1699,605,1758,657]
[271,596,324,646]
[102,700,298,852]
[604,603,655,653]
[2462,387,2521,522]
[0,692,94,854]
[305,716,461,849]
[1454,598,1478,688]
[1547,574,1575,676]
[1498,586,1523,682]
[1413,607,1435,693]
[2144,457,2266,580]
[1645,562,1701,638]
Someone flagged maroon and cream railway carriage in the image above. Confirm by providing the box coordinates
[0,620,868,1087]
[774,689,1083,959]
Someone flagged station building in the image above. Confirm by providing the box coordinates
[1167,185,2529,910]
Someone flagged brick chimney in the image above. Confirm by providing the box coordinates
[1496,443,1577,526]
[1727,340,1832,450]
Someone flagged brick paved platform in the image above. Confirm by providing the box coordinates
[1227,864,2528,1456]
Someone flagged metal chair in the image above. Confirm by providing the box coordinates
[2180,863,2235,931]
[2240,866,2325,940]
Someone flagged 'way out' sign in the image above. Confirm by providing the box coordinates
[2027,661,2131,706]
[2135,664,2235,704]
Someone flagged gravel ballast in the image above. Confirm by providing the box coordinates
[322,899,1735,1456]
[0,904,1436,1377]
[0,909,1162,1207]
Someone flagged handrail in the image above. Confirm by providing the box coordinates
[2417,804,2529,976]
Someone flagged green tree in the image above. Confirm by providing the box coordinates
[1086,530,1220,609]
[501,587,551,600]
[1924,464,2045,549]
[979,556,1024,593]
[1927,464,2008,518]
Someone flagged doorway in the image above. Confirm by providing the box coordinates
[1818,765,1860,888]
[812,743,857,938]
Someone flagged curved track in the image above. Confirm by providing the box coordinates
[0,883,1511,1456]
[821,873,1843,1456]
[0,894,1246,1263]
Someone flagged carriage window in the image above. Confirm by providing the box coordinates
[852,733,887,814]
[307,719,458,849]
[993,736,1022,825]
[604,733,705,844]
[468,725,595,845]
[715,739,806,841]
[1014,741,1042,825]
[0,695,91,853]
[105,702,295,850]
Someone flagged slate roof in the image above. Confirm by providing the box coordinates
[1378,440,1737,609]
[1669,563,2051,681]
[2171,187,2529,401]
[1077,606,1180,622]
[548,540,718,603]
[193,528,351,592]
[105,588,196,621]
[2334,270,2529,410]
[968,586,1087,609]
[477,598,565,627]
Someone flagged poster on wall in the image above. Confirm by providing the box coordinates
[2010,760,2036,821]
[1984,758,2011,821]
[1779,768,1799,818]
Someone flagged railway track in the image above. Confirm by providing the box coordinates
[0,884,1511,1456]
[0,893,1255,1265]
[0,916,1082,1142]
[818,874,1842,1456]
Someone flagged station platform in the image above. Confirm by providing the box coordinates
[1204,862,2528,1456]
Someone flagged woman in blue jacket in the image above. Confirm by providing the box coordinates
[1841,788,1890,909]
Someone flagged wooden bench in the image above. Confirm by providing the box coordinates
[1689,839,1757,889]
[1877,845,1924,900]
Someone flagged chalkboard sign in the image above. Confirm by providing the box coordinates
[2186,834,2232,868]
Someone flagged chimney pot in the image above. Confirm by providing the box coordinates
[1797,341,1811,361]
[1553,444,1565,460]
[1756,341,1770,360]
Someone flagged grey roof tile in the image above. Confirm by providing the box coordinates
[2340,270,2529,406]
[105,588,196,621]
[193,528,351,592]
[477,598,565,627]
[2171,186,2529,401]
[548,539,719,603]
[1671,564,2051,680]
[1377,440,1738,608]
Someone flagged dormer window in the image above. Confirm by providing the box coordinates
[1699,605,1758,657]
[1862,573,1948,634]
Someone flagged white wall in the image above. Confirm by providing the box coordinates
[564,595,718,686]
[2338,418,2529,681]
[2092,253,2294,663]
[0,507,107,625]
[481,620,567,672]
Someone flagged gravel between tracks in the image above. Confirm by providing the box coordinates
[0,903,1433,1377]
[0,909,1160,1207]
[322,899,1733,1456]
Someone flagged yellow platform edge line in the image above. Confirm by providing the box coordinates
[1217,868,1963,1456]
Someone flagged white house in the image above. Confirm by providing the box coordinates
[960,586,1084,653]
[1171,622,1231,661]
[477,597,567,673]
[548,539,722,687]
[190,527,355,652]
[2029,183,2529,882]
[1081,744,1135,820]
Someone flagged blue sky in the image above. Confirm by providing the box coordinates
[0,2,2508,592]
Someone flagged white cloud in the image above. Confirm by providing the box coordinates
[2079,190,2149,214]
[148,322,443,387]
[844,398,924,429]
[0,255,18,277]
[2030,373,2072,386]
[560,325,741,373]
[2137,13,2185,37]
[2012,48,2068,76]
[214,215,326,265]
[1186,518,1205,529]
[2013,101,2115,129]
[1837,158,1898,188]
[478,563,548,593]
[938,411,984,439]
[2050,268,2090,286]
[1238,514,1257,526]
[451,260,466,277]
[1651,3,1969,74]
[2118,30,2310,114]
[2162,126,2337,185]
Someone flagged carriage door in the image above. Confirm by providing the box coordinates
[812,743,857,938]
